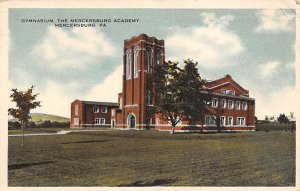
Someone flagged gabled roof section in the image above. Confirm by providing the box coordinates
[206,75,249,96]
[72,99,118,106]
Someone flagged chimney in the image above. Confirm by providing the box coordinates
[225,74,232,79]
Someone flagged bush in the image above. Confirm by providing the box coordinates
[8,121,21,130]
[38,120,52,128]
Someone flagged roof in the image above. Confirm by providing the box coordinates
[72,99,118,106]
[206,74,249,95]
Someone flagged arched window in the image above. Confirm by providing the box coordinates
[156,49,161,65]
[133,47,139,78]
[146,47,152,73]
[126,50,131,79]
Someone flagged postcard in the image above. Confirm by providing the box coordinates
[0,0,298,190]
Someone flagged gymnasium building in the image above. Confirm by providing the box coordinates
[71,34,255,132]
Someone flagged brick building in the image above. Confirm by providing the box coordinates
[70,99,118,128]
[71,34,255,132]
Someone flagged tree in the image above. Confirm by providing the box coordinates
[277,113,289,124]
[8,85,41,147]
[152,59,209,134]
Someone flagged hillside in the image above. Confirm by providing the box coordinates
[29,113,70,123]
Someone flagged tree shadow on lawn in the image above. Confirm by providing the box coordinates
[61,140,109,144]
[8,161,55,170]
[119,178,177,187]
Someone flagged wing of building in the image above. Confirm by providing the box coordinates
[70,34,255,132]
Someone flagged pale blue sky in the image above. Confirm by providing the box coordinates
[9,9,296,119]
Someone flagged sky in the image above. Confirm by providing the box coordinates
[8,9,296,119]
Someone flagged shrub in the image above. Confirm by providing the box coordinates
[8,121,21,130]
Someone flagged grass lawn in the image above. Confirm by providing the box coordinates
[8,128,71,135]
[8,130,295,186]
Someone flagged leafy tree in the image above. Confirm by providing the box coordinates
[277,113,289,124]
[152,59,208,134]
[8,85,41,147]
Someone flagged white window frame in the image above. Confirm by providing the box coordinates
[75,105,78,116]
[242,102,248,110]
[221,89,227,94]
[156,118,160,124]
[221,99,226,109]
[211,98,218,108]
[205,115,216,125]
[133,47,139,78]
[93,106,99,113]
[228,90,235,95]
[111,109,115,116]
[228,100,234,109]
[101,106,108,113]
[228,116,233,126]
[111,119,116,128]
[95,118,105,124]
[220,116,226,126]
[236,101,241,110]
[126,50,131,80]
[237,117,245,126]
[146,118,152,125]
[74,118,79,125]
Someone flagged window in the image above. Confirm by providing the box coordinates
[75,105,78,116]
[111,109,115,116]
[146,90,151,105]
[220,116,226,126]
[126,50,131,79]
[146,118,152,125]
[156,118,160,124]
[101,106,107,113]
[93,106,99,113]
[228,100,234,109]
[228,116,233,126]
[242,102,248,110]
[156,49,161,65]
[228,90,235,95]
[95,118,105,124]
[221,99,226,109]
[134,47,139,78]
[74,118,79,125]
[236,101,241,110]
[205,115,216,125]
[119,98,122,109]
[221,89,235,95]
[146,47,152,73]
[237,117,245,126]
[211,98,218,107]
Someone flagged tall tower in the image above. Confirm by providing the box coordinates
[120,34,165,129]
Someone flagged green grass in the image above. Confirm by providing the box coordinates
[8,130,295,186]
[29,113,70,122]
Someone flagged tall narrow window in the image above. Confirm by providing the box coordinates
[146,47,152,73]
[228,116,233,126]
[75,105,78,116]
[221,99,226,109]
[220,116,226,126]
[146,90,151,105]
[156,49,161,65]
[119,98,122,109]
[211,98,218,107]
[134,47,139,78]
[236,101,241,110]
[126,50,131,79]
[242,102,248,110]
